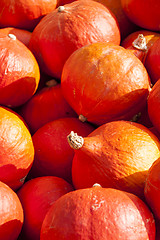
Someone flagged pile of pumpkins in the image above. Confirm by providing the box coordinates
[0,0,160,239]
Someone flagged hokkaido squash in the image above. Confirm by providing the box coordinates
[68,120,160,199]
[29,0,120,79]
[40,184,155,240]
[61,42,151,126]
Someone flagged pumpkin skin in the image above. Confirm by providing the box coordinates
[121,30,160,63]
[29,117,95,183]
[70,120,160,199]
[0,32,40,107]
[0,27,32,47]
[17,176,74,240]
[19,81,77,134]
[29,0,120,79]
[0,106,34,191]
[148,79,160,133]
[144,158,160,220]
[121,0,160,31]
[0,181,24,240]
[144,38,160,84]
[40,185,155,240]
[61,42,151,126]
[0,0,58,31]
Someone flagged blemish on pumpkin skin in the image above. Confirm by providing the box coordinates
[73,88,76,97]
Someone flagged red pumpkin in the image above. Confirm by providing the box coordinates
[0,0,58,31]
[17,176,73,240]
[0,32,40,107]
[0,181,24,240]
[19,80,77,134]
[144,38,160,84]
[148,79,160,132]
[68,120,160,199]
[121,0,160,31]
[0,107,34,191]
[144,158,160,220]
[29,0,120,79]
[121,30,160,63]
[61,42,151,126]
[40,184,155,240]
[29,117,95,183]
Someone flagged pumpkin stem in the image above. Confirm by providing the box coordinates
[58,6,65,12]
[67,131,84,149]
[8,34,16,40]
[92,183,102,188]
[79,114,87,122]
[132,34,147,51]
[45,79,58,87]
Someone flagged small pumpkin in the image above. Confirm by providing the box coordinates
[68,120,160,199]
[29,0,120,79]
[17,176,73,240]
[40,184,155,240]
[61,42,151,126]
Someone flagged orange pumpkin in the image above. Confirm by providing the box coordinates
[61,42,151,126]
[0,106,34,191]
[121,0,160,31]
[0,181,24,240]
[40,184,155,239]
[17,176,73,240]
[0,32,40,107]
[68,120,160,199]
[29,0,120,79]
[0,0,58,31]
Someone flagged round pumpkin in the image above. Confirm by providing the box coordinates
[144,158,160,220]
[17,176,73,240]
[68,120,160,199]
[121,30,160,63]
[0,32,40,107]
[61,42,151,126]
[144,38,160,85]
[0,106,34,191]
[0,181,24,240]
[0,27,32,47]
[29,117,95,183]
[40,184,155,240]
[0,0,58,31]
[148,79,160,133]
[19,80,77,134]
[121,0,160,31]
[29,0,120,79]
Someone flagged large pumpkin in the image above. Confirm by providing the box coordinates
[68,120,160,199]
[0,181,24,240]
[61,42,151,126]
[40,184,155,240]
[0,0,58,31]
[0,107,34,191]
[121,0,160,31]
[29,0,120,79]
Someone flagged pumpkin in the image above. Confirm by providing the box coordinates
[121,0,160,31]
[0,27,32,47]
[29,0,120,79]
[121,30,160,63]
[0,181,24,240]
[144,38,160,84]
[40,184,155,240]
[29,117,95,183]
[0,106,34,191]
[144,158,160,220]
[61,42,151,126]
[148,79,160,133]
[17,176,73,240]
[0,0,58,31]
[68,120,160,199]
[19,80,77,134]
[0,32,40,107]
